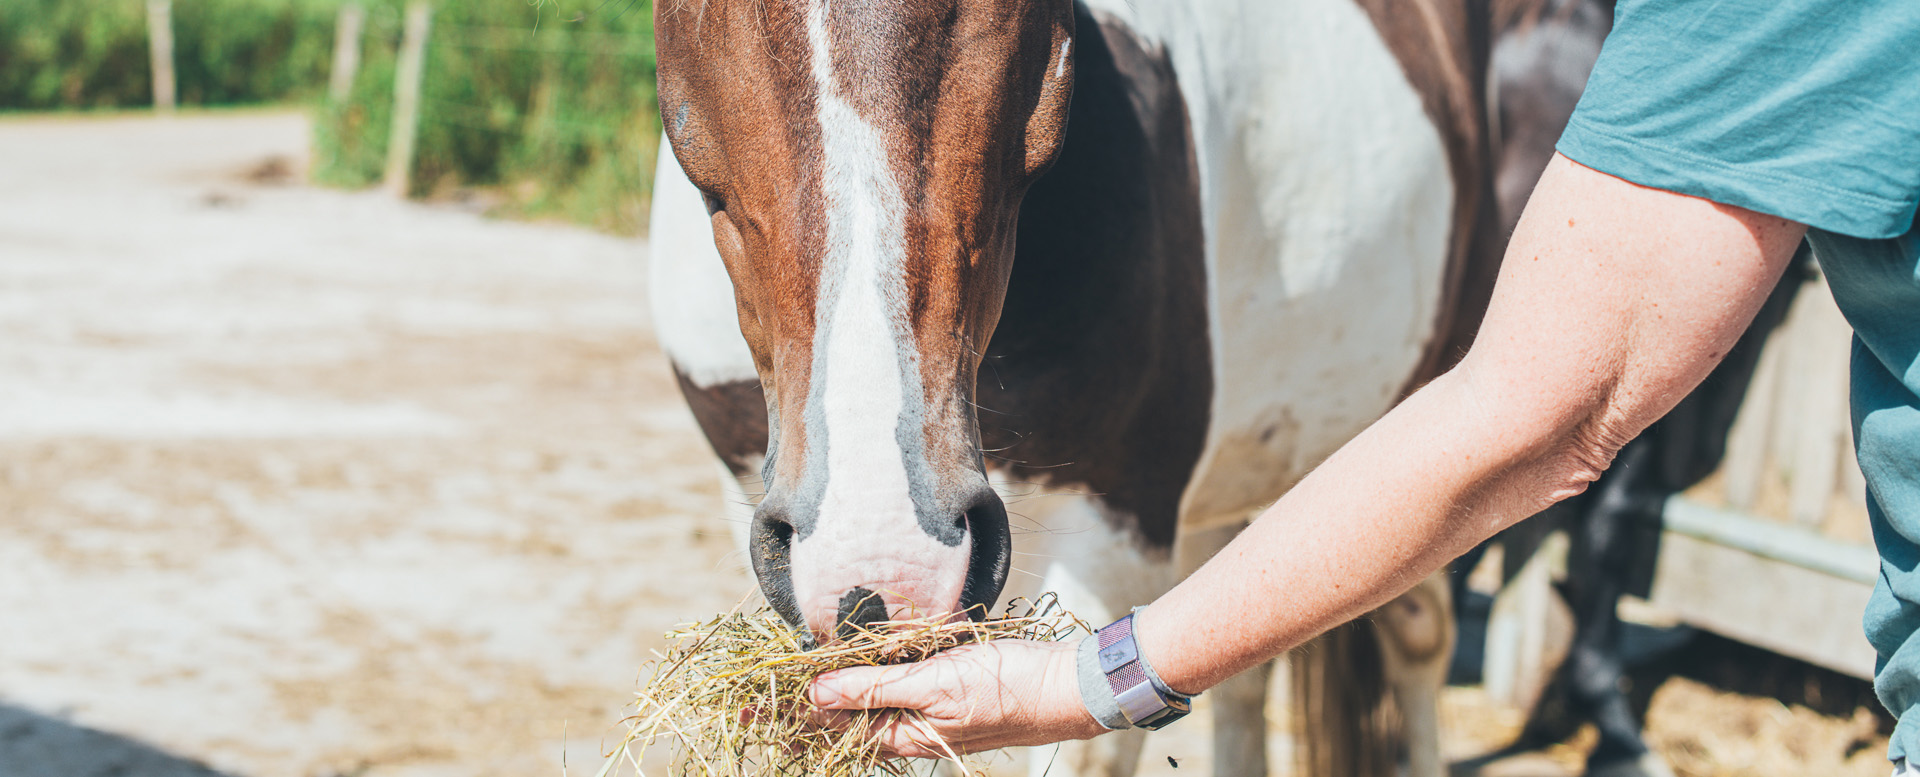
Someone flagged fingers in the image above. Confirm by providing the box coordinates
[805,706,955,759]
[810,657,951,711]
[804,640,1083,758]
[809,656,981,759]
[883,710,966,759]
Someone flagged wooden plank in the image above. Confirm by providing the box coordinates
[384,1,433,198]
[1842,420,1869,509]
[330,4,367,102]
[1769,284,1818,504]
[145,0,176,114]
[1483,531,1572,712]
[1721,316,1785,511]
[1823,406,1874,546]
[1789,278,1854,527]
[1650,528,1876,682]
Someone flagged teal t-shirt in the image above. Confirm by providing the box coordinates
[1556,0,1920,762]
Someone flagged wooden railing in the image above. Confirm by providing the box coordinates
[1653,266,1877,678]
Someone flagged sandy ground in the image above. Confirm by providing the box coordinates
[0,110,742,777]
[0,110,1894,777]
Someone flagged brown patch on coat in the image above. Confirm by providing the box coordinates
[654,0,827,487]
[672,367,769,478]
[976,7,1210,552]
[1486,0,1615,234]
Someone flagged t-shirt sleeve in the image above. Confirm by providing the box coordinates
[1557,0,1920,240]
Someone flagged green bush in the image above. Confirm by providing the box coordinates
[172,0,338,105]
[0,0,338,109]
[314,0,660,234]
[1,0,660,234]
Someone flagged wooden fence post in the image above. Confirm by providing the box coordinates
[1788,275,1854,527]
[329,3,367,102]
[1484,530,1572,712]
[384,1,433,198]
[146,0,176,114]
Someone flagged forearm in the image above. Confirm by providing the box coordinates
[1138,365,1582,693]
[1133,155,1804,695]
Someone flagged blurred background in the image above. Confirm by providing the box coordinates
[0,2,1897,776]
[1,0,659,231]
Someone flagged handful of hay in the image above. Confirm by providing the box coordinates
[600,595,1083,777]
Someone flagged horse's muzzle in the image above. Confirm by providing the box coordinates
[751,481,1010,641]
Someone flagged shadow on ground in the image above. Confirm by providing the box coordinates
[0,703,231,777]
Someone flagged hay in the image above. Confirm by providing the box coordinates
[599,594,1084,777]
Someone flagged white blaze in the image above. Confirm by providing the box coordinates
[792,0,965,632]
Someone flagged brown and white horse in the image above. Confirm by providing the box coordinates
[647,0,1500,774]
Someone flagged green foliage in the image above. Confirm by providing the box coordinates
[171,0,339,105]
[0,0,339,109]
[314,0,660,234]
[1,0,659,233]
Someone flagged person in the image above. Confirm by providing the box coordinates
[803,0,1920,770]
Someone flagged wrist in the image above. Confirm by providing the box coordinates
[1131,604,1200,697]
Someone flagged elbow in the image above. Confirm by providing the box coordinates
[1448,357,1643,514]
[1531,409,1638,507]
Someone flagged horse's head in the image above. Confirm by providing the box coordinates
[655,0,1075,639]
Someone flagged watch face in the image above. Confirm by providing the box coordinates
[1138,706,1189,731]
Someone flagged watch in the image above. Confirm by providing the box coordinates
[1091,609,1192,730]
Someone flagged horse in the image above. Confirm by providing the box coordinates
[645,0,1503,774]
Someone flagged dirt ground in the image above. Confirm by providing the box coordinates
[0,110,1894,777]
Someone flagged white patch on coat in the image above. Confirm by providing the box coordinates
[991,474,1174,629]
[788,0,968,633]
[989,476,1170,777]
[647,141,758,388]
[1081,0,1455,530]
[1056,38,1072,78]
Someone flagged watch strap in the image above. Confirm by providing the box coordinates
[1075,634,1129,730]
[1076,609,1193,731]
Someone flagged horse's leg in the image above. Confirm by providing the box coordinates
[1007,493,1173,777]
[1375,572,1454,777]
[1175,522,1269,777]
[1291,576,1450,777]
[1551,441,1675,777]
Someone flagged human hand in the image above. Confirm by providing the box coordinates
[807,638,1109,758]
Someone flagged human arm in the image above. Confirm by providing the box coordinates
[808,154,1808,755]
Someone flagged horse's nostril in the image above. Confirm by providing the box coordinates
[836,586,890,640]
[749,504,802,631]
[957,486,1011,622]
